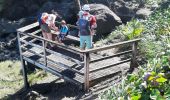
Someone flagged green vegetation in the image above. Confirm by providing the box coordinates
[100,1,170,100]
[0,60,48,99]
[0,61,23,98]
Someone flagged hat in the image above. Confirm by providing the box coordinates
[61,20,66,24]
[82,4,90,11]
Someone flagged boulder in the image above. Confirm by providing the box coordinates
[136,8,152,19]
[89,4,122,39]
[38,1,77,24]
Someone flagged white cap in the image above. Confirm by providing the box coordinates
[78,10,84,18]
[42,12,48,17]
[82,4,90,11]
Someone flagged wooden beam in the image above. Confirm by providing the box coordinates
[130,42,138,69]
[90,50,132,63]
[19,32,83,55]
[17,22,39,32]
[22,56,82,86]
[47,57,84,75]
[21,46,84,75]
[20,39,83,65]
[82,39,141,53]
[20,29,41,40]
[84,53,90,91]
[90,58,131,73]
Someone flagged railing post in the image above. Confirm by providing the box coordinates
[17,31,29,89]
[84,52,90,91]
[130,41,138,69]
[42,40,47,66]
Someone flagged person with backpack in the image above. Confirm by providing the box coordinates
[38,12,58,48]
[58,20,69,43]
[77,4,92,50]
[77,4,97,49]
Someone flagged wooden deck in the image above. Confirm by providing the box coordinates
[22,46,130,84]
[17,22,140,91]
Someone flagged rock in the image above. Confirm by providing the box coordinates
[136,8,152,19]
[0,19,19,36]
[89,4,122,39]
[1,0,45,20]
[38,1,77,24]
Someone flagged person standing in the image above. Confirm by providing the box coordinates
[38,12,58,48]
[77,4,97,49]
[77,5,92,50]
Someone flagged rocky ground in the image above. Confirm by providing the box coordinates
[0,33,19,61]
[4,67,130,100]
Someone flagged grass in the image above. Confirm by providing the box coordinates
[0,60,49,99]
[0,60,23,99]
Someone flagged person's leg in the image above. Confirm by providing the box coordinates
[47,33,55,47]
[42,31,48,47]
[85,35,92,49]
[80,36,86,50]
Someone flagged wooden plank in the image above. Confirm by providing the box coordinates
[22,47,84,75]
[66,35,80,42]
[22,47,83,75]
[21,29,41,40]
[90,50,132,63]
[90,59,131,73]
[22,56,83,85]
[83,38,141,53]
[19,32,83,55]
[46,57,84,75]
[89,62,130,81]
[17,22,39,32]
[21,42,82,65]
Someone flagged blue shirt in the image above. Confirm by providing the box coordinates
[60,25,68,34]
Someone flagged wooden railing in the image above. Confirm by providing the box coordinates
[17,22,140,91]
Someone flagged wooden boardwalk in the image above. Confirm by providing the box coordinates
[17,22,140,91]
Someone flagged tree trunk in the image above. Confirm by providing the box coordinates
[74,0,81,11]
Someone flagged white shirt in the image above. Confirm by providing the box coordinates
[46,14,56,25]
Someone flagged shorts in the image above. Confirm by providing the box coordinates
[40,24,51,33]
[80,35,92,49]
[59,34,66,40]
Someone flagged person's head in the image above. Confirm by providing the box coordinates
[78,10,84,18]
[61,20,66,26]
[82,4,90,12]
[42,12,48,17]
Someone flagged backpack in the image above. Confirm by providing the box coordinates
[37,13,43,25]
[37,13,48,25]
[60,25,69,36]
[78,18,91,35]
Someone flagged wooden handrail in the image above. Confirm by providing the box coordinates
[19,32,84,55]
[17,21,78,33]
[17,22,39,32]
[82,38,141,53]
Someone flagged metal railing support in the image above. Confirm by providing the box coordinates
[42,40,47,66]
[84,52,90,91]
[130,41,138,69]
[17,31,29,89]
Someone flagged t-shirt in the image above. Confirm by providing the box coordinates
[46,14,57,25]
[60,25,68,35]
